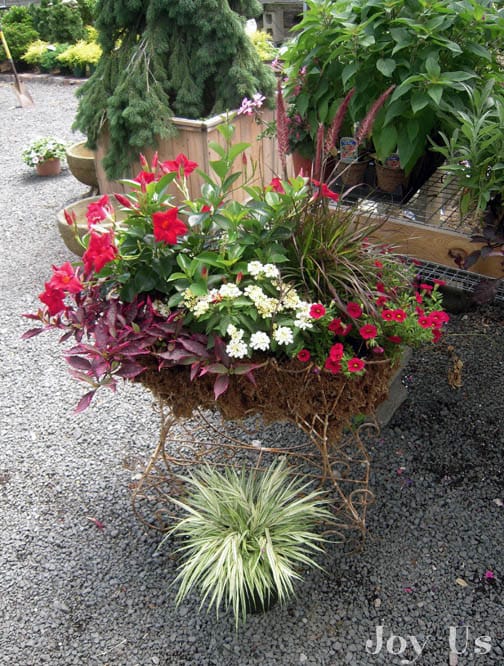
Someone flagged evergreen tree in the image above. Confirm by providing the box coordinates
[74,0,275,178]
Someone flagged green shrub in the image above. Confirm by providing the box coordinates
[76,0,97,26]
[39,43,71,73]
[57,40,102,71]
[22,40,50,67]
[249,30,278,62]
[30,0,85,44]
[0,6,39,62]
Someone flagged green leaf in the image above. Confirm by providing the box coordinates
[208,141,227,158]
[411,91,430,114]
[427,85,443,106]
[424,56,440,78]
[342,62,358,87]
[210,159,229,180]
[441,71,476,83]
[376,58,396,77]
[374,124,398,160]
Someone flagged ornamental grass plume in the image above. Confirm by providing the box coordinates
[276,78,289,178]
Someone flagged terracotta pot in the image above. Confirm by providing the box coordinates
[291,151,312,176]
[36,158,61,177]
[375,163,409,193]
[66,141,98,187]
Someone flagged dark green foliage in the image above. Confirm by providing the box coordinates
[74,0,275,179]
[76,0,98,26]
[0,6,39,62]
[31,0,85,44]
[40,43,71,73]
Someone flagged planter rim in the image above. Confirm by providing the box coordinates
[169,110,238,132]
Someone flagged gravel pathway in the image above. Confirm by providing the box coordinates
[0,78,503,666]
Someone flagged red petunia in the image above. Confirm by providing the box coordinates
[387,335,402,344]
[39,283,66,316]
[418,315,432,329]
[328,318,352,336]
[359,324,378,340]
[429,311,450,328]
[433,278,446,286]
[392,309,407,322]
[420,283,433,292]
[160,153,198,176]
[86,195,113,228]
[269,177,285,194]
[376,281,386,293]
[48,262,82,294]
[347,357,365,373]
[152,207,188,245]
[415,292,423,304]
[309,303,326,319]
[83,231,118,274]
[374,260,383,269]
[324,357,341,374]
[346,302,362,318]
[329,343,344,361]
[297,349,311,362]
[376,295,388,307]
[381,309,395,321]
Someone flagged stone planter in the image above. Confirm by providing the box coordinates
[95,110,278,202]
[66,141,98,188]
[56,195,126,256]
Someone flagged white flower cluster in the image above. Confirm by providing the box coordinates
[182,261,316,359]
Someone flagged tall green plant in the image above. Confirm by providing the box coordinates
[74,0,275,179]
[283,0,504,173]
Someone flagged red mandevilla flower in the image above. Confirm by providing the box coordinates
[324,357,341,374]
[312,180,340,202]
[297,349,311,362]
[114,193,135,209]
[359,324,378,340]
[347,357,365,373]
[86,195,113,228]
[134,170,156,192]
[160,153,198,176]
[346,302,363,318]
[64,209,77,226]
[152,208,188,245]
[269,177,285,194]
[83,231,118,274]
[49,262,82,294]
[39,283,66,316]
[309,303,326,319]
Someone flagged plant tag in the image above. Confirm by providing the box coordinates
[340,137,358,160]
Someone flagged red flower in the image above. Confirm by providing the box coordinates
[134,170,155,192]
[374,260,383,268]
[376,295,388,307]
[114,193,135,209]
[393,309,407,322]
[387,335,402,344]
[324,357,341,374]
[297,349,311,362]
[328,318,352,336]
[429,310,450,328]
[160,153,198,176]
[347,357,365,373]
[48,262,82,294]
[152,208,188,245]
[346,302,362,318]
[200,204,212,213]
[86,195,113,228]
[312,180,339,201]
[83,231,118,274]
[269,177,285,194]
[359,324,378,340]
[420,283,433,292]
[329,343,344,361]
[63,208,76,226]
[415,292,423,304]
[418,315,432,329]
[381,309,395,321]
[432,328,442,343]
[309,303,326,319]
[376,281,386,293]
[433,279,446,286]
[39,283,66,316]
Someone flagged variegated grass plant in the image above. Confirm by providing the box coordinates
[162,459,331,628]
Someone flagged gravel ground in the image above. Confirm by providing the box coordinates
[0,78,503,666]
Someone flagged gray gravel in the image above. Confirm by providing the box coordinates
[1,77,503,666]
